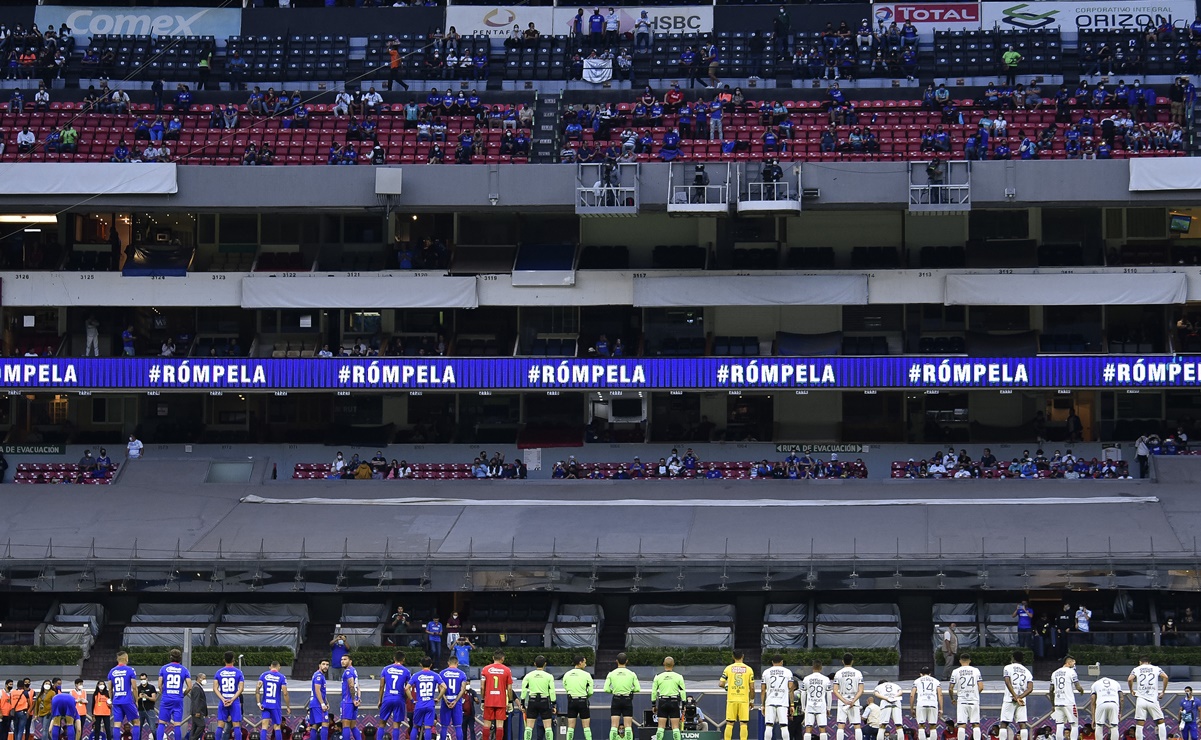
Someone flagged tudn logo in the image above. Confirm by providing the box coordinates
[874,6,894,24]
[1001,3,1058,29]
[483,7,516,27]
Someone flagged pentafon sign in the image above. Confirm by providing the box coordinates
[873,2,981,29]
[0,357,1198,391]
[980,1,1194,36]
[34,6,241,42]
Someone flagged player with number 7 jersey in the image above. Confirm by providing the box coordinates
[481,652,514,740]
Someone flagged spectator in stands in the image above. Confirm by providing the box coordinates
[173,84,192,113]
[15,126,34,153]
[111,139,131,163]
[7,88,22,114]
[58,124,78,154]
[31,83,49,111]
[428,143,445,164]
[364,87,384,116]
[242,143,259,166]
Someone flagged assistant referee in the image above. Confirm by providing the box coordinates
[604,653,642,740]
[521,656,558,740]
[563,655,595,740]
[652,658,688,740]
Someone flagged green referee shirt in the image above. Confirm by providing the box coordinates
[562,668,594,699]
[521,669,557,700]
[651,671,686,702]
[603,668,641,696]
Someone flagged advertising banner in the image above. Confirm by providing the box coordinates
[0,356,1197,391]
[239,7,444,39]
[714,4,873,34]
[980,1,1195,35]
[445,6,713,40]
[35,6,241,42]
[872,2,982,30]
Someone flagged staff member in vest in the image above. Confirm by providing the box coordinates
[72,680,88,739]
[0,679,15,740]
[91,681,113,740]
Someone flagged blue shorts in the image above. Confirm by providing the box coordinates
[340,703,357,722]
[308,706,327,726]
[411,707,436,729]
[261,708,282,726]
[159,700,185,724]
[439,704,463,728]
[51,698,80,720]
[379,698,406,724]
[217,701,243,724]
[113,702,140,725]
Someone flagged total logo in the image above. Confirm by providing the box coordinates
[874,3,981,24]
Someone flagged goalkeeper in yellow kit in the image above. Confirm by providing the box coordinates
[719,651,755,740]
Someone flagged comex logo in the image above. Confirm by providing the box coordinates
[483,8,517,28]
[1000,3,1059,29]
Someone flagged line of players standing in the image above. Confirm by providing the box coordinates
[762,651,1179,740]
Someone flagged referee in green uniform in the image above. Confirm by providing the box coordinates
[521,655,558,740]
[651,657,687,740]
[562,656,595,740]
[603,653,641,740]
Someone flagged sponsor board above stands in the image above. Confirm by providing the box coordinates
[714,4,872,34]
[0,357,1194,391]
[444,6,713,39]
[980,1,1195,37]
[34,6,241,42]
[872,2,982,31]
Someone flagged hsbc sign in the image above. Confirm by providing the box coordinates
[872,2,982,29]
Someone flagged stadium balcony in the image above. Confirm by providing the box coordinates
[14,461,118,484]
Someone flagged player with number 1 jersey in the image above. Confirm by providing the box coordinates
[481,652,514,740]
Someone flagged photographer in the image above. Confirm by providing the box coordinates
[761,157,784,199]
[691,164,710,204]
[682,697,705,731]
[926,157,945,204]
[388,606,411,647]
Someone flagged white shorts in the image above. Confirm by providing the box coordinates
[999,702,1027,724]
[1094,703,1118,727]
[837,703,861,725]
[765,706,788,725]
[804,711,829,728]
[1135,697,1164,722]
[914,707,938,726]
[956,703,980,725]
[879,706,902,726]
[1052,706,1078,725]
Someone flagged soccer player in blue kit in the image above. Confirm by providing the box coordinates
[214,652,246,740]
[439,656,468,740]
[108,652,142,739]
[256,662,290,740]
[157,650,193,740]
[407,657,446,740]
[309,660,331,740]
[340,655,363,740]
[49,687,80,740]
[379,652,412,740]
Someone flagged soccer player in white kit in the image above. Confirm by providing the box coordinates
[1000,651,1034,740]
[909,667,942,740]
[834,654,864,740]
[872,680,904,740]
[1050,655,1083,740]
[1127,657,1169,740]
[1089,676,1123,740]
[800,662,832,740]
[761,656,796,740]
[949,653,983,740]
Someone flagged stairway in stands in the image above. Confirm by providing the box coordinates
[293,622,338,678]
[594,605,629,677]
[81,620,130,680]
[899,594,935,678]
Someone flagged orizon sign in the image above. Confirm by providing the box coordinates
[35,6,241,42]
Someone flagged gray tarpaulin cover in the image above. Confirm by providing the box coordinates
[216,626,302,654]
[132,604,218,623]
[557,604,604,623]
[633,275,868,307]
[0,163,178,195]
[54,603,105,635]
[764,604,808,623]
[1129,158,1201,191]
[553,625,599,650]
[342,603,390,624]
[39,624,95,657]
[814,625,901,649]
[816,604,901,623]
[630,604,735,623]
[223,603,310,633]
[762,626,809,650]
[932,603,976,625]
[626,625,733,648]
[123,625,213,647]
[945,273,1187,306]
[241,276,479,309]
